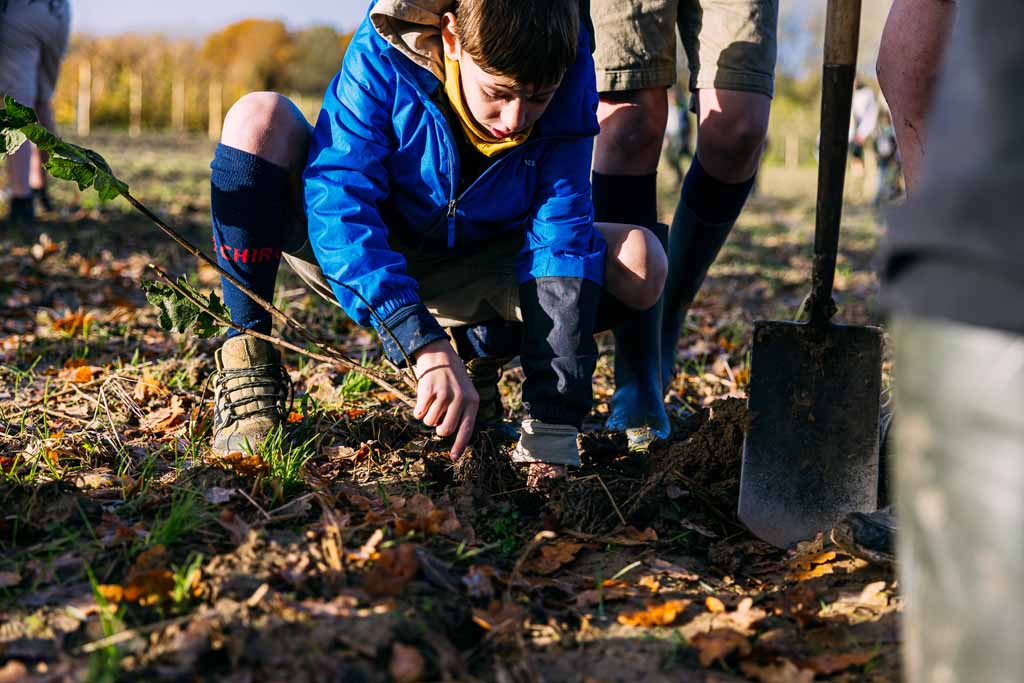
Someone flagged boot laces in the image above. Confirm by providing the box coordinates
[212,363,293,427]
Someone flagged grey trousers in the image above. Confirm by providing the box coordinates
[895,316,1024,683]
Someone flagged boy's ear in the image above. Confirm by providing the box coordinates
[441,12,461,60]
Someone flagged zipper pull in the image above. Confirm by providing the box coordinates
[447,199,457,218]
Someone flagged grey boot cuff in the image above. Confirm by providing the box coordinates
[511,419,581,467]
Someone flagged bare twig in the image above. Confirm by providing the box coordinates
[148,264,415,408]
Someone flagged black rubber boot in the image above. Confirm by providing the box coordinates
[660,202,734,391]
[606,223,670,452]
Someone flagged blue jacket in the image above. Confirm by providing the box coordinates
[303,4,605,369]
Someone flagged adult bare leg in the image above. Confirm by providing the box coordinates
[877,0,957,193]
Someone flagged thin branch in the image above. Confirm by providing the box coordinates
[148,265,415,408]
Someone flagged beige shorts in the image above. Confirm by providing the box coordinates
[590,0,778,96]
[282,229,524,329]
[0,0,71,105]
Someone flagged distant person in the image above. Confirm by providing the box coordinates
[662,87,692,186]
[872,109,901,209]
[849,77,879,178]
[0,0,71,228]
[203,0,665,485]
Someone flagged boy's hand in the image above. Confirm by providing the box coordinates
[412,339,479,460]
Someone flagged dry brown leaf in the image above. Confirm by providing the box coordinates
[123,570,176,605]
[52,309,93,336]
[363,544,419,597]
[691,629,751,667]
[524,540,584,575]
[0,572,22,588]
[287,411,304,424]
[389,643,426,683]
[645,558,698,582]
[141,395,186,434]
[133,370,164,402]
[719,597,768,632]
[472,601,526,634]
[706,596,727,613]
[575,579,636,608]
[617,599,690,627]
[740,660,815,683]
[637,575,661,593]
[801,650,876,674]
[220,451,270,477]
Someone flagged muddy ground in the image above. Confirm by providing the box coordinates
[0,133,897,682]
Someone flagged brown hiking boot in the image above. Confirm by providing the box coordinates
[211,336,292,456]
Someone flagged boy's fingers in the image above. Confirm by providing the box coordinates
[414,386,433,421]
[450,404,477,461]
[436,394,463,438]
[422,390,451,427]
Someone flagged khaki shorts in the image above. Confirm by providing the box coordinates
[0,0,71,105]
[590,0,778,96]
[282,228,523,329]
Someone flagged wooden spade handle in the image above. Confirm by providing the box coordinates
[809,0,862,327]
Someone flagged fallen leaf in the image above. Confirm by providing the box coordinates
[123,570,176,605]
[133,369,164,402]
[349,528,385,565]
[389,643,426,683]
[287,411,304,424]
[637,575,661,593]
[691,629,751,667]
[96,584,124,603]
[52,309,93,336]
[740,660,815,683]
[0,572,22,588]
[800,650,876,675]
[617,599,690,627]
[576,579,636,607]
[524,540,584,575]
[141,395,186,435]
[363,544,419,597]
[219,451,270,477]
[718,597,768,633]
[472,601,526,634]
[706,596,727,613]
[645,558,699,582]
[61,365,94,383]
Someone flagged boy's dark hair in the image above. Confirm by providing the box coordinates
[455,0,579,89]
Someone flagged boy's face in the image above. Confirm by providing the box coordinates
[442,13,561,138]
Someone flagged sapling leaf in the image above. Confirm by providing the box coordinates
[141,278,230,339]
[1,96,129,200]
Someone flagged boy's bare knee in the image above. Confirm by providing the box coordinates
[601,224,668,310]
[221,92,310,170]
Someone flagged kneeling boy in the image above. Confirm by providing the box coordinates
[207,0,667,475]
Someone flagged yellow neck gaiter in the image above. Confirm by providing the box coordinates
[444,55,532,158]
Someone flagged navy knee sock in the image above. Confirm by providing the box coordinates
[210,144,290,337]
[591,171,659,228]
[661,157,756,388]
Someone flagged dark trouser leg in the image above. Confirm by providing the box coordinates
[895,316,1024,683]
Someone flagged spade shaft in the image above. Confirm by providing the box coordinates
[738,0,883,548]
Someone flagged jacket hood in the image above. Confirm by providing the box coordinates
[369,0,450,81]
